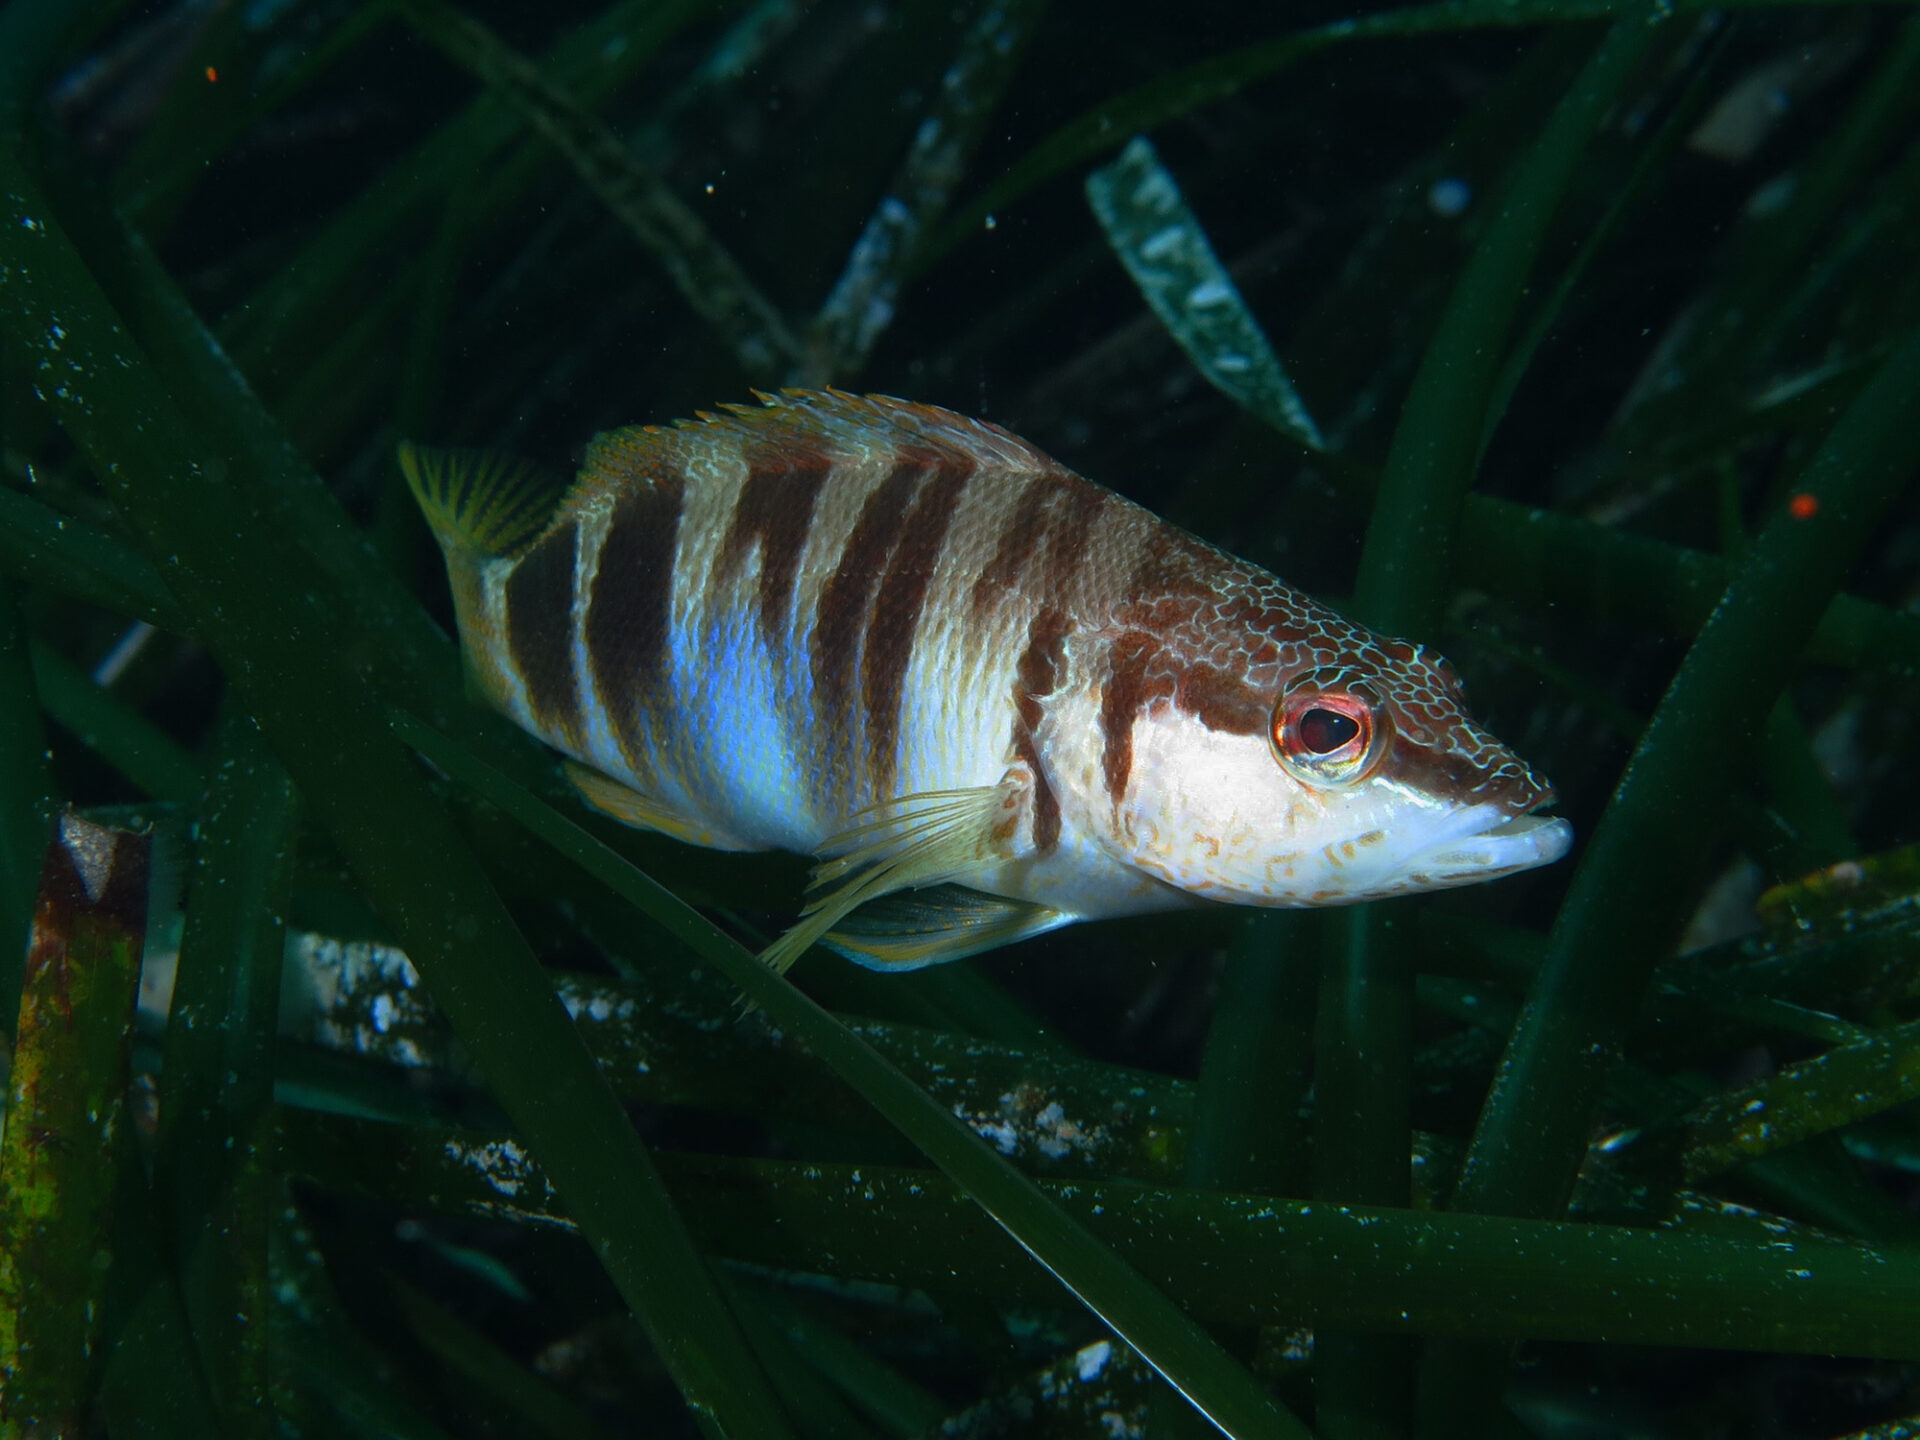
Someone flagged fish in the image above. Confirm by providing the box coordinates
[401,389,1572,972]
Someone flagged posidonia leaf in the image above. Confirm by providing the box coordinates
[0,578,55,1008]
[1329,22,1658,1426]
[28,639,203,803]
[804,0,1050,386]
[156,712,297,1434]
[396,0,801,377]
[0,815,148,1432]
[0,147,796,1440]
[1086,136,1325,453]
[386,708,1306,1440]
[291,1119,1920,1362]
[1457,320,1920,1221]
[925,0,1865,266]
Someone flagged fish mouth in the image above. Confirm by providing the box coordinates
[1403,805,1574,882]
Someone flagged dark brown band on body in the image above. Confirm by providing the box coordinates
[505,519,582,746]
[1100,631,1160,805]
[811,455,928,757]
[1038,471,1107,594]
[586,474,684,768]
[862,456,974,792]
[970,466,1106,617]
[720,440,834,642]
[1123,522,1214,609]
[1012,607,1071,851]
[971,469,1061,615]
[1176,664,1269,736]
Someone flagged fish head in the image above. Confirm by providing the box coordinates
[1114,638,1572,907]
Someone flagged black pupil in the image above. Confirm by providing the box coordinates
[1298,707,1360,754]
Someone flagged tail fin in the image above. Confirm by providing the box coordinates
[398,441,568,561]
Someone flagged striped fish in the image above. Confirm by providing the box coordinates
[402,390,1571,971]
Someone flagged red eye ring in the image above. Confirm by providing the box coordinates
[1271,690,1383,786]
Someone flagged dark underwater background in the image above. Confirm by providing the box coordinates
[2,0,1919,1435]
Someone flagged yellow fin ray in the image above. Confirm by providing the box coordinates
[823,885,1068,971]
[398,441,567,560]
[757,785,1014,975]
[564,761,760,853]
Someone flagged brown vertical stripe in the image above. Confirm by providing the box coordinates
[505,519,582,744]
[1176,664,1269,736]
[719,441,834,641]
[811,456,927,748]
[1011,607,1070,851]
[1123,523,1211,607]
[1100,632,1159,806]
[586,473,684,767]
[970,469,1063,615]
[969,466,1106,616]
[862,456,973,791]
[1036,471,1106,595]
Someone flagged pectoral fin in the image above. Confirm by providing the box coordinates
[564,761,759,852]
[758,784,1018,974]
[823,884,1069,971]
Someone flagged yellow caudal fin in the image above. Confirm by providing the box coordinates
[757,785,1014,975]
[564,762,760,853]
[398,440,569,561]
[823,884,1069,971]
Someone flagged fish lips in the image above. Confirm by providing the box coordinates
[1396,803,1574,885]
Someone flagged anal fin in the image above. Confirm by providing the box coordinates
[564,761,758,852]
[757,783,1019,974]
[824,884,1068,971]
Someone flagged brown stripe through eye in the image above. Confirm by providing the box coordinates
[862,455,974,791]
[505,519,582,746]
[586,473,684,769]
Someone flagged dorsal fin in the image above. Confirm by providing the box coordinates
[565,391,1065,508]
[398,441,568,561]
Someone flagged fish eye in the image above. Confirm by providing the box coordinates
[1297,706,1359,754]
[1271,690,1385,787]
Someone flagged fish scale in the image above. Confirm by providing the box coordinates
[402,389,1573,971]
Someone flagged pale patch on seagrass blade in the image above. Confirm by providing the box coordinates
[1086,137,1325,453]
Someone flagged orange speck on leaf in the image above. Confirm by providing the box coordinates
[1788,492,1819,520]
[205,65,219,83]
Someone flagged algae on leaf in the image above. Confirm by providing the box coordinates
[1087,136,1325,453]
[0,815,148,1433]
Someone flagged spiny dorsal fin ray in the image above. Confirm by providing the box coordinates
[756,783,1016,975]
[572,390,1065,504]
[823,885,1069,971]
[398,441,568,561]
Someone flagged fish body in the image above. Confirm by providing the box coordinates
[403,390,1571,970]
